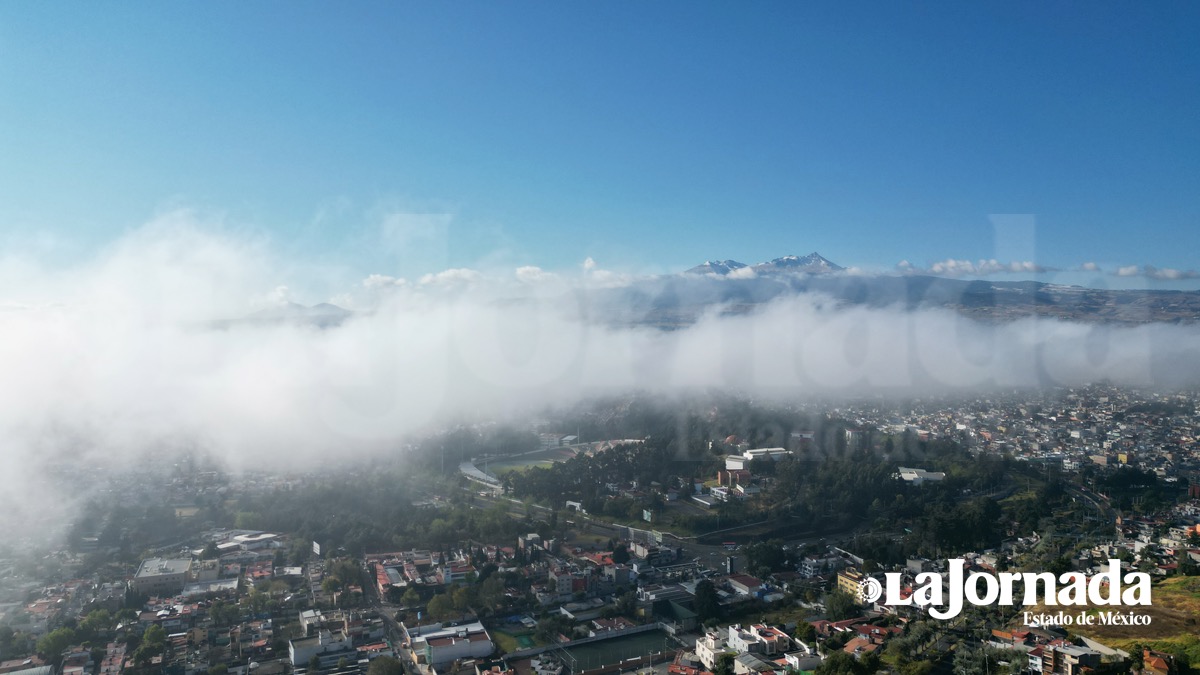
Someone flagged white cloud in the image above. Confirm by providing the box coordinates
[2,216,1199,544]
[1080,262,1100,272]
[418,267,482,286]
[266,285,292,305]
[580,257,632,288]
[726,266,758,279]
[1115,265,1140,277]
[920,258,1051,276]
[1008,261,1046,275]
[1143,266,1199,281]
[362,273,408,289]
[515,266,558,284]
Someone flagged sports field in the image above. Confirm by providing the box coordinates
[558,629,675,672]
[479,447,578,476]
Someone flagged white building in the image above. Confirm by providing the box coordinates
[784,643,822,672]
[695,631,732,670]
[742,447,792,462]
[726,624,791,657]
[405,622,494,667]
[895,467,946,485]
[288,629,356,668]
[131,558,192,597]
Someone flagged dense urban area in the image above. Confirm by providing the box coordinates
[2,385,1199,675]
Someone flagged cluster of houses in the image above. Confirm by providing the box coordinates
[826,385,1200,489]
[0,529,397,675]
[685,624,818,675]
[7,385,1200,675]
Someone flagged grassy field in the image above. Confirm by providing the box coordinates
[490,461,554,477]
[998,489,1040,512]
[1067,576,1200,642]
[567,532,614,548]
[1107,635,1200,671]
[1016,575,1200,665]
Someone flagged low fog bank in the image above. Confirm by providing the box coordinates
[2,219,1199,543]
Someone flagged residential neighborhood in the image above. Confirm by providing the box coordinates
[1,386,1198,675]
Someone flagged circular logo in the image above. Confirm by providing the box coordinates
[858,577,883,603]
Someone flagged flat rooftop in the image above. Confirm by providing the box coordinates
[136,558,192,578]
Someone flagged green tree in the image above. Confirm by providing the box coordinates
[612,545,631,565]
[714,653,736,675]
[744,541,789,574]
[1178,550,1200,577]
[824,590,860,622]
[535,615,573,644]
[1128,645,1144,672]
[451,585,472,612]
[330,560,362,587]
[815,651,859,675]
[235,511,263,530]
[794,621,817,645]
[693,579,720,621]
[426,593,454,621]
[0,624,16,656]
[337,590,363,609]
[479,576,505,611]
[954,646,1027,675]
[82,609,112,630]
[308,655,321,673]
[77,610,112,642]
[133,624,167,665]
[37,627,76,663]
[367,656,404,675]
[201,542,221,559]
[401,586,421,608]
[114,609,138,625]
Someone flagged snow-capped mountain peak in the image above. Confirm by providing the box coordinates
[685,252,843,275]
[684,259,749,275]
[754,252,843,272]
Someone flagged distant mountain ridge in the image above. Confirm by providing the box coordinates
[685,259,749,275]
[210,302,352,329]
[594,272,1200,328]
[685,252,844,276]
[249,301,351,321]
[753,252,843,274]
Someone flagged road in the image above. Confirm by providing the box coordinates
[1066,485,1116,523]
[361,560,420,675]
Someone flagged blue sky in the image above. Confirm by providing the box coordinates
[2,2,1198,285]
